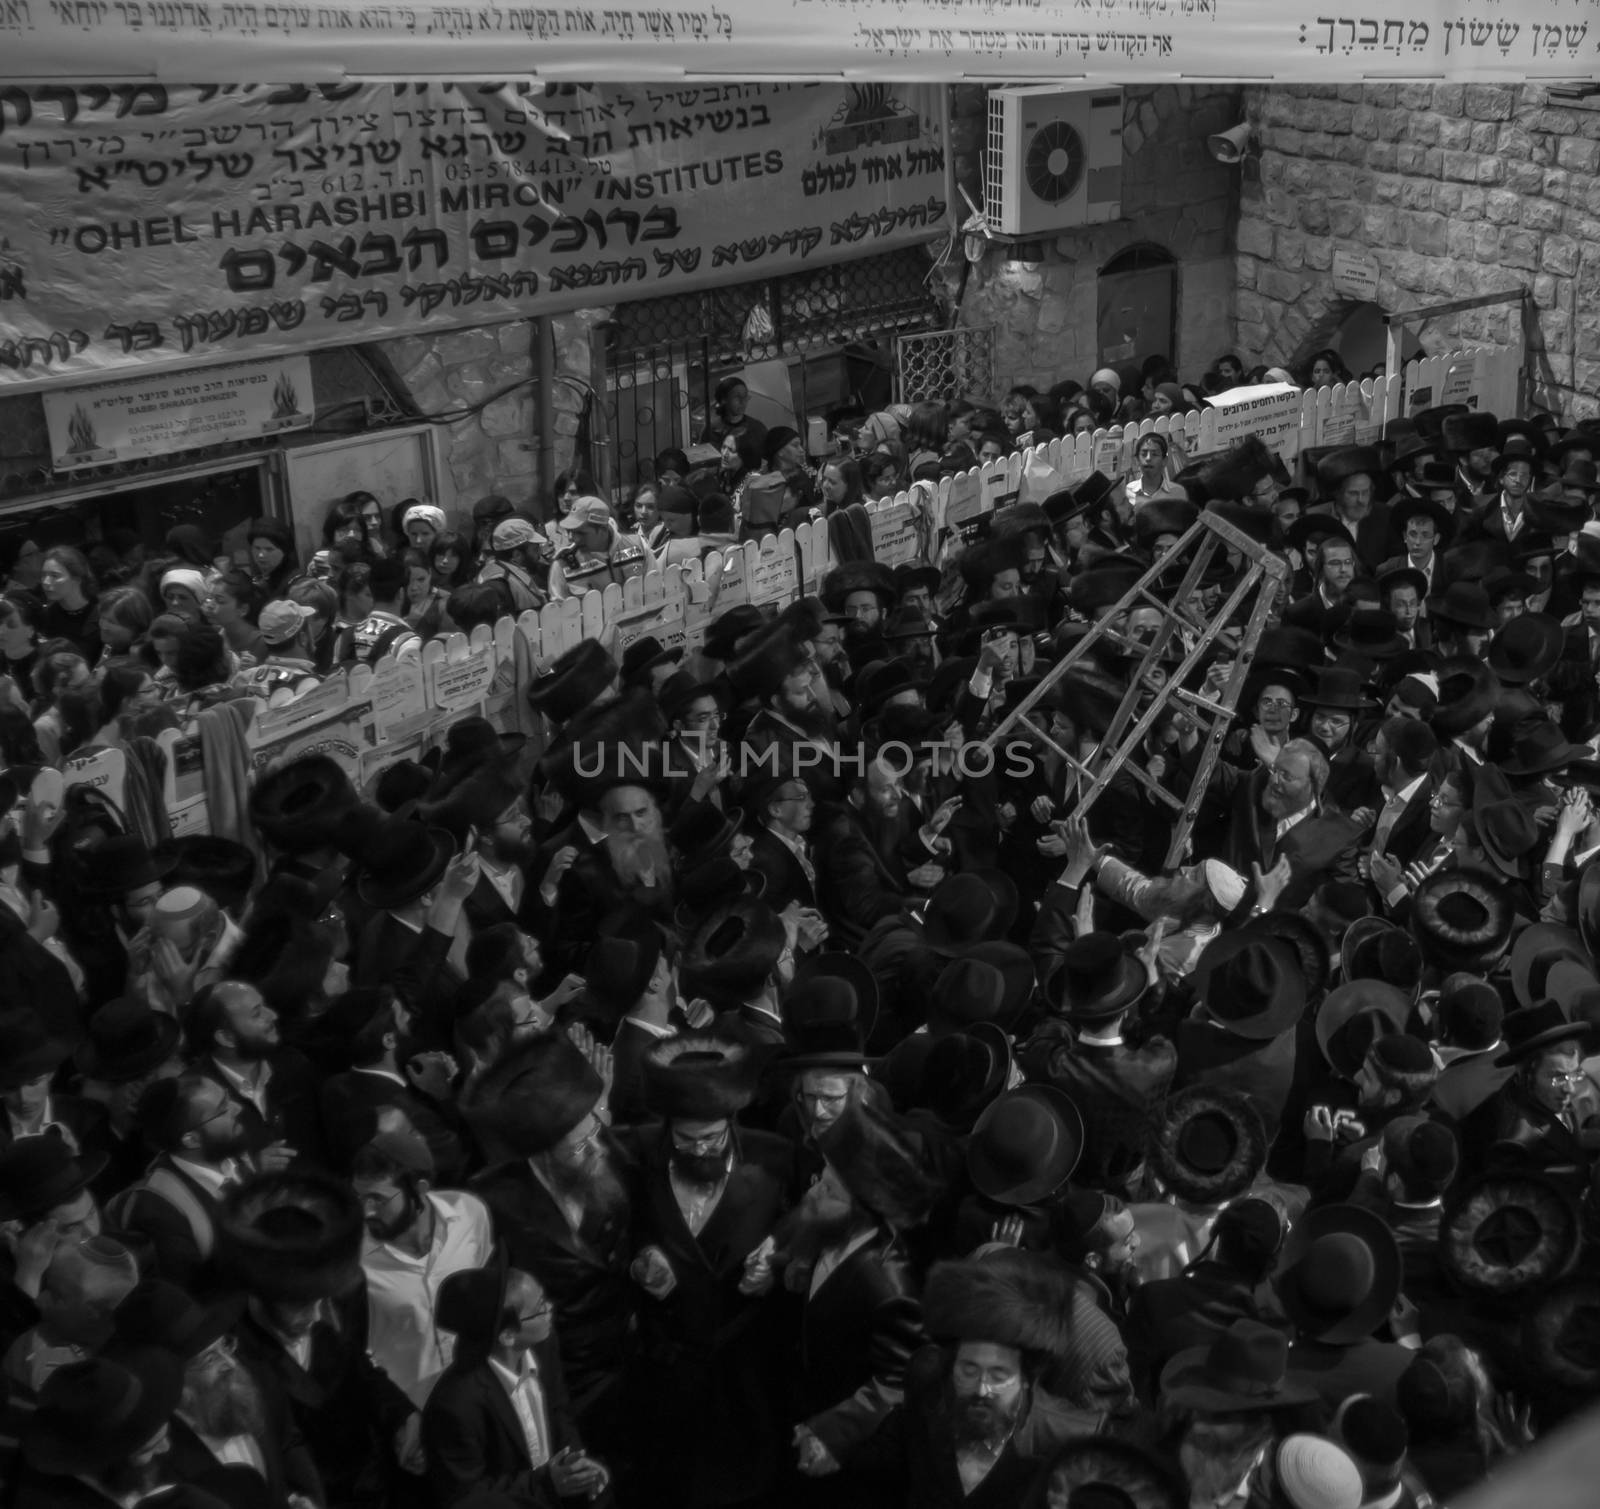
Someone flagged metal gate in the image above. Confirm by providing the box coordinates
[600,247,944,495]
[894,327,994,405]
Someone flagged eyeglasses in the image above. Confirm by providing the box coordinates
[672,1129,729,1155]
[1537,1069,1587,1088]
[516,1301,553,1324]
[1257,697,1295,710]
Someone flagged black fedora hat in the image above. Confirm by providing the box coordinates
[1276,1202,1402,1345]
[110,1278,245,1361]
[656,668,719,721]
[74,833,178,899]
[1426,582,1493,633]
[1150,1086,1267,1207]
[248,754,359,855]
[0,1136,108,1222]
[163,834,258,915]
[526,640,619,722]
[1410,866,1515,971]
[1501,722,1589,777]
[673,856,764,929]
[919,1023,1013,1132]
[0,1007,78,1090]
[1494,998,1600,1066]
[75,996,182,1084]
[1314,980,1411,1079]
[1331,609,1406,661]
[1046,932,1146,1022]
[1474,794,1539,879]
[1159,1320,1319,1414]
[781,950,880,1068]
[619,633,682,687]
[1439,1171,1581,1301]
[1412,403,1470,441]
[1378,564,1429,604]
[1254,624,1327,674]
[928,953,1014,1035]
[1300,666,1378,713]
[920,869,1019,955]
[1338,918,1422,997]
[1510,923,1590,1011]
[668,799,741,870]
[966,1084,1084,1207]
[1284,513,1356,556]
[23,1351,184,1476]
[1389,493,1456,545]
[1487,614,1564,686]
[1194,929,1305,1040]
[354,820,454,911]
[1428,659,1498,739]
[582,914,665,1014]
[702,603,769,663]
[1251,910,1333,997]
[1522,1275,1600,1393]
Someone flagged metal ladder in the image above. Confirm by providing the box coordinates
[982,510,1290,869]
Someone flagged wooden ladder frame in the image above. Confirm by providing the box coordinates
[982,510,1290,870]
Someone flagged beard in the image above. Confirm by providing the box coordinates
[182,1366,268,1439]
[544,1141,630,1231]
[773,1199,864,1273]
[366,1185,422,1243]
[1179,1422,1272,1506]
[936,1379,1025,1452]
[670,1148,731,1187]
[198,1123,253,1162]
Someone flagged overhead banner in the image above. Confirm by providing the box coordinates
[0,80,945,389]
[41,354,314,468]
[0,1,1593,81]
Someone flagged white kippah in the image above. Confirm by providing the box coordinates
[1203,859,1248,912]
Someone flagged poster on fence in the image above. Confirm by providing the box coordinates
[2,2,1593,85]
[1201,383,1304,464]
[0,80,944,388]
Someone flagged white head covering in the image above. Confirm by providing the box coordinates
[159,567,209,603]
[1091,368,1122,393]
[401,503,447,534]
[1202,859,1247,913]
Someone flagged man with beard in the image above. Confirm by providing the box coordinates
[558,781,675,944]
[114,1279,321,1506]
[618,1033,795,1509]
[826,1249,1104,1508]
[424,1262,609,1507]
[466,1034,639,1480]
[1188,736,1362,912]
[737,627,843,800]
[14,1353,182,1509]
[354,1133,496,1409]
[820,561,896,671]
[186,979,322,1172]
[814,753,951,949]
[109,1074,254,1287]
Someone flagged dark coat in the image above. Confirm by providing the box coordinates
[472,1149,637,1416]
[798,1228,927,1461]
[747,825,817,913]
[813,804,924,950]
[1207,763,1363,909]
[1128,1260,1291,1387]
[105,1153,227,1290]
[319,1066,468,1181]
[617,1123,796,1507]
[234,1286,415,1497]
[1174,1018,1298,1141]
[354,914,464,1035]
[191,1048,325,1169]
[166,1377,324,1508]
[421,1337,582,1508]
[1288,1335,1414,1411]
[839,1345,1104,1509]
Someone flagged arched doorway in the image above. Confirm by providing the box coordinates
[1097,244,1177,370]
[1329,300,1425,380]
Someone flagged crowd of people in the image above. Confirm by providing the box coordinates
[0,369,1598,1509]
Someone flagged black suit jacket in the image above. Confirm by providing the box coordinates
[747,826,816,912]
[422,1337,581,1508]
[192,1048,324,1169]
[167,1385,323,1508]
[1127,1260,1291,1386]
[107,1153,228,1290]
[472,1151,637,1410]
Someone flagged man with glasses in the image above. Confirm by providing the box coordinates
[617,1033,794,1509]
[1484,1002,1600,1187]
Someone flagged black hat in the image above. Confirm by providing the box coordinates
[1412,403,1470,441]
[164,835,257,915]
[781,950,880,1067]
[1301,666,1378,712]
[0,1136,108,1222]
[1426,582,1494,633]
[918,1024,1013,1132]
[724,623,812,701]
[1522,1275,1600,1393]
[1277,1203,1403,1345]
[582,915,664,1013]
[1315,446,1383,496]
[1495,998,1600,1066]
[919,870,1020,955]
[683,901,788,1001]
[1378,564,1429,604]
[1428,658,1498,738]
[1389,493,1456,545]
[619,634,682,687]
[1488,614,1564,686]
[111,1278,244,1362]
[354,820,454,911]
[1331,608,1406,660]
[1043,1439,1185,1509]
[216,1169,365,1302]
[1439,1171,1580,1301]
[1250,910,1333,998]
[76,996,182,1084]
[23,1353,183,1476]
[656,668,719,721]
[1284,514,1356,556]
[1410,866,1515,971]
[526,640,619,723]
[702,604,768,662]
[461,1033,604,1157]
[673,856,764,929]
[1511,923,1591,1011]
[249,755,360,855]
[1150,1086,1267,1207]
[1042,471,1114,524]
[75,833,178,898]
[1315,980,1412,1078]
[922,1248,1080,1356]
[894,563,942,598]
[821,560,897,613]
[0,1007,77,1090]
[1501,721,1588,777]
[816,1101,942,1231]
[966,1085,1084,1206]
[1045,932,1146,1022]
[669,799,741,870]
[1194,930,1305,1040]
[1159,1320,1320,1413]
[641,1033,765,1120]
[762,425,800,465]
[1338,919,1422,997]
[1441,411,1500,453]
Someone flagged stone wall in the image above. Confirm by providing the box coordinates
[956,85,1242,391]
[1235,84,1600,420]
[373,310,605,520]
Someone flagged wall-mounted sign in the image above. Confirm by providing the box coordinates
[1332,249,1382,304]
[42,355,312,469]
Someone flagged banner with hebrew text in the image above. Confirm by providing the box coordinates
[0,79,945,388]
[0,2,1593,83]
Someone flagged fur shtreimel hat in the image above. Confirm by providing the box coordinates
[922,1248,1076,1359]
[1199,436,1280,502]
[640,1033,765,1121]
[216,1170,364,1303]
[821,560,896,612]
[461,1033,603,1158]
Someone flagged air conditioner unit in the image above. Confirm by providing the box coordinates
[984,85,1124,237]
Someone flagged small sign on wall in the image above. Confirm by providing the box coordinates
[1332,249,1381,304]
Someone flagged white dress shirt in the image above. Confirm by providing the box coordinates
[362,1189,495,1407]
[488,1349,552,1469]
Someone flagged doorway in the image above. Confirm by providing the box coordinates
[1097,244,1177,370]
